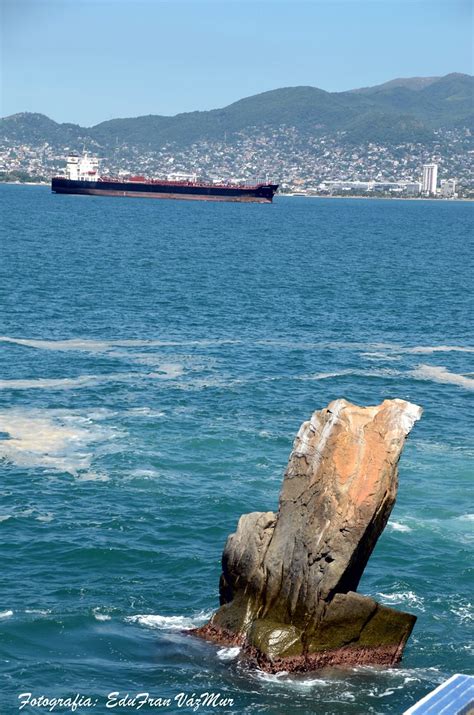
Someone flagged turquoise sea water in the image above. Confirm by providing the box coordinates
[0,185,472,714]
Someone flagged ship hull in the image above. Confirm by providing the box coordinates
[51,178,278,203]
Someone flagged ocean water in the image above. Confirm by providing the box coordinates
[0,185,472,715]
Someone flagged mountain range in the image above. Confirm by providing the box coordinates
[1,73,473,151]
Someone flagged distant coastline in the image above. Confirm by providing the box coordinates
[0,181,49,186]
[283,193,473,202]
[1,182,472,201]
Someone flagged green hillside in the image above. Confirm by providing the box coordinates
[1,73,472,151]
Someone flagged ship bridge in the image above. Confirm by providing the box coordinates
[66,154,99,181]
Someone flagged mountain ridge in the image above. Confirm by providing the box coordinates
[1,73,472,150]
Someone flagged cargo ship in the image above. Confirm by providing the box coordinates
[51,155,278,203]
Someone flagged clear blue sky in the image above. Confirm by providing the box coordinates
[1,0,472,126]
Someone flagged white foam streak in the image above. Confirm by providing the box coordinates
[148,363,185,379]
[0,337,112,352]
[0,609,13,619]
[126,407,166,418]
[411,364,474,390]
[304,370,353,380]
[301,367,401,381]
[3,336,472,357]
[0,373,134,391]
[0,336,240,352]
[361,352,400,361]
[402,345,474,354]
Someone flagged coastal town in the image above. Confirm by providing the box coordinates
[0,123,471,198]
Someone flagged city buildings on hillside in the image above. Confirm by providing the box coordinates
[0,127,470,197]
[317,164,458,198]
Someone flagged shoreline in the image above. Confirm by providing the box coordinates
[1,183,472,202]
[281,193,473,202]
[0,181,49,186]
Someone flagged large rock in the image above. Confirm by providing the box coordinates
[191,398,422,672]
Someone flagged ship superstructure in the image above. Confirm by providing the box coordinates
[64,154,100,181]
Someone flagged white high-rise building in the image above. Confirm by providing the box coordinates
[440,179,457,198]
[422,163,438,196]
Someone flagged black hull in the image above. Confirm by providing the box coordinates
[51,178,278,203]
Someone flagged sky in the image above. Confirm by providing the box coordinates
[1,0,473,126]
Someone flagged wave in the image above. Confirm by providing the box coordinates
[255,670,290,683]
[0,609,13,619]
[125,468,160,481]
[376,590,425,612]
[450,602,473,623]
[457,513,474,522]
[125,610,212,631]
[216,647,241,661]
[387,521,412,533]
[411,364,474,390]
[125,407,166,417]
[0,408,123,475]
[24,609,51,617]
[36,512,54,522]
[76,471,110,482]
[93,608,112,622]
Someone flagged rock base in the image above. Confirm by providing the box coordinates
[244,643,409,673]
[190,593,416,673]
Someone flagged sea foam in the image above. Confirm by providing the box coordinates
[411,364,474,390]
[0,408,123,475]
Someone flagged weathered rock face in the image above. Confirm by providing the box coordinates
[192,398,422,672]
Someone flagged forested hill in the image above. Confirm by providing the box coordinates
[1,73,472,150]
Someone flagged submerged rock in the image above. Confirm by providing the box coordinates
[191,398,422,672]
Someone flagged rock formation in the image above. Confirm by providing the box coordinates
[191,398,422,672]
